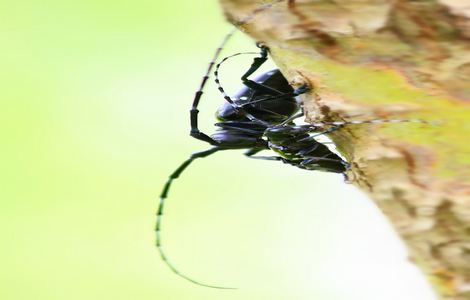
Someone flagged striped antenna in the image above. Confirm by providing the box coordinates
[157,29,238,290]
[308,118,437,127]
[213,51,271,126]
[157,0,315,289]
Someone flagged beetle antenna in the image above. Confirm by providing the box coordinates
[158,26,239,290]
[308,119,438,128]
[213,51,272,126]
[158,1,304,289]
[213,51,258,105]
[157,147,236,289]
[214,51,310,114]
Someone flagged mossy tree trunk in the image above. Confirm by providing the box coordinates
[219,1,470,299]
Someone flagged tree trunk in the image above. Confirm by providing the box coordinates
[219,1,470,299]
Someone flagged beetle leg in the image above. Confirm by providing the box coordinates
[240,44,268,81]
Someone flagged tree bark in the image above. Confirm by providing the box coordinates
[219,1,470,299]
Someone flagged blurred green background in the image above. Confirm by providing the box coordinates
[1,1,436,299]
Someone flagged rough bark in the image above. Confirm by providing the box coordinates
[219,1,470,299]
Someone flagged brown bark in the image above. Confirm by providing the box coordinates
[219,1,470,299]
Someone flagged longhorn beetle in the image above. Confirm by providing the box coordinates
[157,27,431,289]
